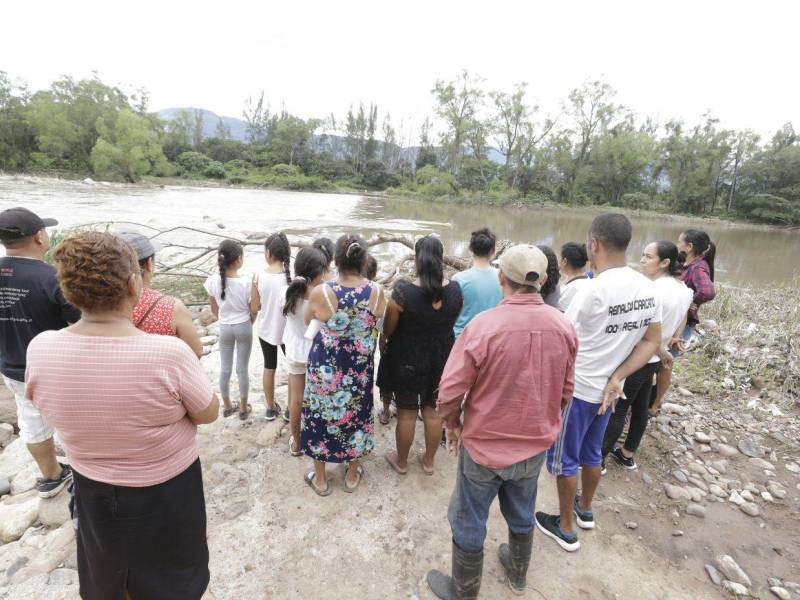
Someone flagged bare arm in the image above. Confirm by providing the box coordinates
[209,296,219,319]
[172,300,204,358]
[305,284,334,325]
[250,275,261,320]
[600,321,662,414]
[382,298,402,338]
[188,393,220,425]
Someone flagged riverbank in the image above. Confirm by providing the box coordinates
[1,283,798,599]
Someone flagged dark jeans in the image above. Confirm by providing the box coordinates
[448,447,546,554]
[601,361,661,456]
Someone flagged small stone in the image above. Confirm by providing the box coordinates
[688,477,709,492]
[687,487,705,503]
[686,503,706,518]
[662,402,689,415]
[673,529,684,536]
[0,422,14,446]
[705,564,722,585]
[641,472,653,485]
[664,483,690,500]
[740,490,755,502]
[711,459,729,473]
[709,484,727,498]
[761,491,774,503]
[783,581,800,592]
[677,387,693,397]
[673,469,689,483]
[48,568,78,586]
[717,444,738,457]
[770,587,791,600]
[714,554,751,586]
[695,431,712,443]
[767,577,782,588]
[722,581,749,596]
[767,482,786,499]
[739,502,760,517]
[686,462,708,476]
[785,462,800,474]
[750,457,775,470]
[625,521,638,529]
[737,438,764,458]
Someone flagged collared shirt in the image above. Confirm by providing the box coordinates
[681,257,715,324]
[437,293,577,469]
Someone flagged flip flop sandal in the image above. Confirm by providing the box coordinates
[378,411,391,425]
[289,435,303,457]
[222,402,240,418]
[343,465,364,493]
[304,471,331,497]
[238,405,252,421]
[418,453,434,476]
[385,453,408,475]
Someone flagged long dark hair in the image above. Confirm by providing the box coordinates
[415,235,444,302]
[217,239,243,300]
[265,232,291,284]
[560,242,588,269]
[654,240,683,277]
[334,234,368,273]
[681,229,716,281]
[537,244,560,298]
[283,247,327,316]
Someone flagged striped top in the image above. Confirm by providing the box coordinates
[25,330,213,487]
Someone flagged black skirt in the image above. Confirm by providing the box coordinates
[72,458,210,600]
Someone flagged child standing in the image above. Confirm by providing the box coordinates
[281,247,328,456]
[251,233,291,420]
[205,240,255,420]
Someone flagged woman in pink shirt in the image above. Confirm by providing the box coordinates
[25,232,219,600]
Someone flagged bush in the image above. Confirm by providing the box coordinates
[737,193,799,225]
[202,161,226,179]
[362,159,389,189]
[271,163,301,177]
[175,151,212,174]
[27,152,57,170]
[620,192,651,211]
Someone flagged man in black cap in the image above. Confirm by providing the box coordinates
[0,207,78,497]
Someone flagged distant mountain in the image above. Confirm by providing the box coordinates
[158,107,507,165]
[158,108,249,142]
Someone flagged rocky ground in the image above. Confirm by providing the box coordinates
[1,285,798,599]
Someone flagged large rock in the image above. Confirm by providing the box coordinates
[10,462,39,495]
[0,423,14,446]
[715,554,751,586]
[0,386,17,426]
[2,522,75,585]
[664,483,691,500]
[0,438,35,480]
[38,490,71,528]
[737,438,764,458]
[0,495,39,542]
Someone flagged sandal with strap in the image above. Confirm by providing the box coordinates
[289,435,303,457]
[343,465,364,493]
[304,471,331,497]
[222,402,240,418]
[238,404,252,421]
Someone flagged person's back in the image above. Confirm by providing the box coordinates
[452,266,501,336]
[132,286,178,336]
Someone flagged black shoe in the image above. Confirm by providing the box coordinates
[282,406,290,423]
[265,402,282,421]
[600,458,607,475]
[611,447,638,470]
[498,529,533,595]
[426,542,484,600]
[37,463,73,498]
[535,512,580,552]
[573,495,595,530]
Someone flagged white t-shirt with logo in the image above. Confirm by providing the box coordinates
[254,271,288,345]
[565,266,661,404]
[203,274,252,325]
[648,276,693,364]
[558,276,591,312]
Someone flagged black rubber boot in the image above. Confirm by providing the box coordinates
[498,528,533,595]
[426,542,484,600]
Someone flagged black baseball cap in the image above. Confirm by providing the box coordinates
[0,207,58,240]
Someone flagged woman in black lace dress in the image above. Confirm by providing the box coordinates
[378,236,462,476]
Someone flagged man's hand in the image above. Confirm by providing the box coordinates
[669,337,685,354]
[660,351,674,371]
[446,427,462,456]
[599,375,624,415]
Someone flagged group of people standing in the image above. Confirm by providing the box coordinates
[0,204,716,599]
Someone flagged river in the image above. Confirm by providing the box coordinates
[2,175,798,287]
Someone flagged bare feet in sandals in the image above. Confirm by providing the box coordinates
[385,451,408,475]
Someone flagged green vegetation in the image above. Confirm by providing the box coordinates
[2,71,800,224]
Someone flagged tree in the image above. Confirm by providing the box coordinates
[214,117,231,141]
[90,109,168,182]
[727,130,760,210]
[415,116,438,170]
[381,113,398,169]
[343,102,378,174]
[433,70,484,175]
[0,72,35,170]
[242,92,273,144]
[192,110,204,148]
[269,113,318,166]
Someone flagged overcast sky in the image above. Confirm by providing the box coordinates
[3,0,798,142]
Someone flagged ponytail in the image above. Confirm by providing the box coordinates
[682,229,716,281]
[654,240,683,277]
[334,234,368,273]
[284,247,327,316]
[265,232,291,285]
[217,239,244,301]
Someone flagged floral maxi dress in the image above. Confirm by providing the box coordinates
[301,282,379,462]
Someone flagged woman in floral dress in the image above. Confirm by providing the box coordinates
[301,234,387,495]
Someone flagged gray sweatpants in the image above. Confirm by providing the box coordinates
[218,321,253,400]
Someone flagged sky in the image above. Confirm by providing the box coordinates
[2,0,798,143]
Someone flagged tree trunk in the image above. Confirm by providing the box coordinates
[727,157,739,211]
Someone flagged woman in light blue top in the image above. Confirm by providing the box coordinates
[452,228,502,337]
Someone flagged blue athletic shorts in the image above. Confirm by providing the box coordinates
[546,397,612,477]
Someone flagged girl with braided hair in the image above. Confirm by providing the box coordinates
[251,232,291,420]
[204,239,255,420]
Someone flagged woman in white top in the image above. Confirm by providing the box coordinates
[281,247,328,456]
[250,232,291,421]
[600,240,692,471]
[557,241,590,312]
[204,240,256,420]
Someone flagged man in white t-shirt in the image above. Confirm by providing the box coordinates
[535,213,662,552]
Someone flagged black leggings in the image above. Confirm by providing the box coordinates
[258,338,285,370]
[601,361,660,456]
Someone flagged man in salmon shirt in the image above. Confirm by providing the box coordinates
[426,244,577,600]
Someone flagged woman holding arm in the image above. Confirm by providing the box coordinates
[25,232,218,600]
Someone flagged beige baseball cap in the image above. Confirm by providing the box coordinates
[497,244,548,288]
